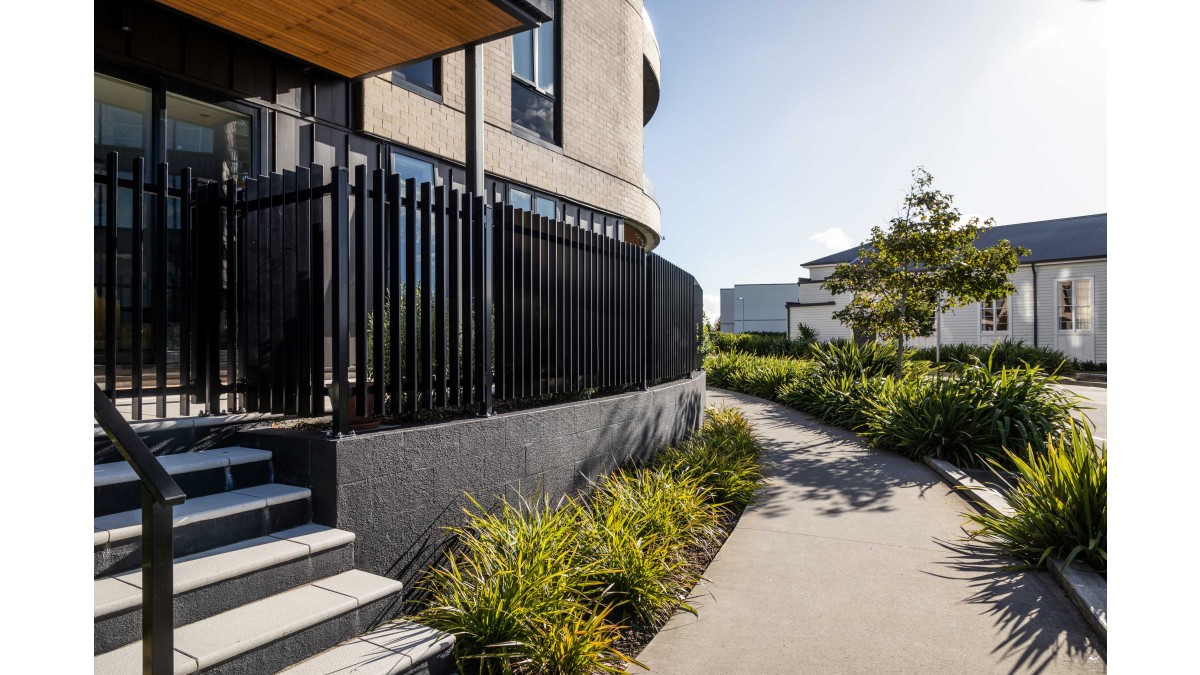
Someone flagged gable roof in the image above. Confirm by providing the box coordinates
[802,213,1107,268]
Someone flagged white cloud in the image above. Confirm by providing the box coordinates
[809,227,856,251]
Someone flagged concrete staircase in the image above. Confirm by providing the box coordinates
[93,446,455,674]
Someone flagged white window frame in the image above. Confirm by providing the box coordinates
[979,296,1011,334]
[1056,277,1095,333]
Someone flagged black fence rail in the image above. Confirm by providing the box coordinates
[94,153,703,432]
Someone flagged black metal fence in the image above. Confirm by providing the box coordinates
[94,153,702,432]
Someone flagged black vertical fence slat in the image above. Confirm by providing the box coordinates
[449,189,462,407]
[271,172,287,413]
[154,161,169,419]
[420,182,433,411]
[404,178,418,415]
[388,172,403,414]
[494,205,508,402]
[179,167,193,417]
[225,179,240,412]
[330,167,350,435]
[309,164,327,416]
[476,195,491,415]
[353,165,369,420]
[104,152,119,400]
[296,168,313,417]
[283,170,299,414]
[254,174,271,413]
[243,177,259,411]
[130,157,145,420]
[371,168,386,418]
[435,185,448,408]
[535,214,544,397]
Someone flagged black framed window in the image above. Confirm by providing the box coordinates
[393,58,441,98]
[511,4,558,144]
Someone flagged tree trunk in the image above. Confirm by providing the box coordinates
[896,334,904,379]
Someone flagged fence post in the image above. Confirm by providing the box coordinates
[330,167,351,436]
[478,197,494,416]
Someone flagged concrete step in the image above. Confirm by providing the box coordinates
[94,569,404,675]
[94,446,273,517]
[94,483,312,578]
[281,621,456,675]
[94,524,356,655]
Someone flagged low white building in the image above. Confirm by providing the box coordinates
[719,283,798,333]
[788,214,1107,363]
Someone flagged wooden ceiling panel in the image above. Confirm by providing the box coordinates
[154,0,528,78]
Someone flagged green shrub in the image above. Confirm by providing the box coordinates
[778,373,893,431]
[588,468,726,553]
[577,509,690,625]
[412,406,767,673]
[910,339,1069,374]
[658,416,764,511]
[415,495,624,675]
[862,358,1080,469]
[966,425,1106,572]
[711,331,812,358]
[807,339,902,379]
[703,351,809,401]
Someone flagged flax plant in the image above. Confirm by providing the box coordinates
[966,425,1106,572]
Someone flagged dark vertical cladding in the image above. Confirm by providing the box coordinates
[330,167,350,435]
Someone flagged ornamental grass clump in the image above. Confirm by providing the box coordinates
[412,405,767,674]
[414,494,631,675]
[806,339,901,379]
[778,372,893,431]
[711,331,814,358]
[910,339,1069,374]
[862,356,1080,469]
[702,351,809,401]
[966,425,1106,572]
[656,406,765,510]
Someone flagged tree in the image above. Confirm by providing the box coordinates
[821,168,1029,377]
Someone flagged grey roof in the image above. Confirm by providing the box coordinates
[802,213,1107,267]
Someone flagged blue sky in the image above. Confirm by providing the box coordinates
[641,0,1107,320]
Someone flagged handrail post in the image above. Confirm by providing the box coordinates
[142,485,174,675]
[330,167,351,437]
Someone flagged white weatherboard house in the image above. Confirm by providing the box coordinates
[789,214,1108,364]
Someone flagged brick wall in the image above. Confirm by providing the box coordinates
[359,0,661,244]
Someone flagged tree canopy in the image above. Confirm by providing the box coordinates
[821,168,1029,373]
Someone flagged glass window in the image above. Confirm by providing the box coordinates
[534,196,556,218]
[166,93,251,186]
[512,31,534,82]
[537,20,556,93]
[94,73,152,178]
[512,7,557,143]
[980,297,1009,332]
[391,150,435,192]
[393,59,439,95]
[510,188,533,213]
[1058,280,1092,331]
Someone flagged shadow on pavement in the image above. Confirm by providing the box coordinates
[926,535,1106,673]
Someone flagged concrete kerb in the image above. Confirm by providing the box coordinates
[924,456,1107,646]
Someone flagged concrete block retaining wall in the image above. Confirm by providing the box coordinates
[237,374,706,593]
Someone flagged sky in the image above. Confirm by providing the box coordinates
[641,0,1107,321]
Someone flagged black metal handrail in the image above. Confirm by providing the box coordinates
[94,384,185,675]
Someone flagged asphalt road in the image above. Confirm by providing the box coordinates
[1058,384,1107,440]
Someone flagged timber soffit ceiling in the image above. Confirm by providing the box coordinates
[154,0,553,79]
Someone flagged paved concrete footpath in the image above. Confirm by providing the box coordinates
[630,388,1105,674]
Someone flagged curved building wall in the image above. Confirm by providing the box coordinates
[359,0,661,246]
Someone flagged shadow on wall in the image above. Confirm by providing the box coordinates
[238,375,707,613]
